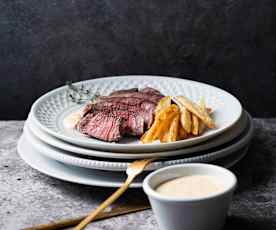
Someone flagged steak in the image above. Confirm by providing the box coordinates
[77,87,163,142]
[99,91,163,104]
[140,101,155,128]
[140,87,162,95]
[78,112,123,142]
[107,109,144,136]
[109,88,138,96]
[98,96,158,106]
[90,101,155,129]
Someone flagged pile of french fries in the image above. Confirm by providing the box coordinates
[141,96,215,143]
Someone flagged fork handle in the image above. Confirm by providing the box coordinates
[74,176,135,230]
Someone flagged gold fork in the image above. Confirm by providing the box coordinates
[74,158,156,230]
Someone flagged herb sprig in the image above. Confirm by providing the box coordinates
[66,81,99,104]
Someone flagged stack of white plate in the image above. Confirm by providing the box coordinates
[17,76,253,188]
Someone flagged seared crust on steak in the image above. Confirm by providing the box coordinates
[109,88,138,96]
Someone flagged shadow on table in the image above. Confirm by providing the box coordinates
[45,177,148,204]
[223,216,274,230]
[230,122,275,193]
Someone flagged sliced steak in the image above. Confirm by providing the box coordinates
[109,88,138,96]
[77,87,163,142]
[103,92,163,104]
[98,96,158,106]
[78,112,123,142]
[141,101,155,128]
[91,101,155,129]
[89,105,144,135]
[140,87,162,95]
[91,101,134,111]
[117,112,144,136]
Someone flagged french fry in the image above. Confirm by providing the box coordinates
[178,125,188,140]
[158,104,179,119]
[167,114,180,142]
[153,105,179,140]
[199,97,205,109]
[160,114,179,143]
[175,96,215,128]
[141,105,178,143]
[142,95,214,144]
[198,123,205,135]
[198,97,206,135]
[141,116,163,143]
[180,107,192,133]
[192,114,199,135]
[160,130,170,143]
[155,96,171,115]
[140,125,158,144]
[153,112,177,140]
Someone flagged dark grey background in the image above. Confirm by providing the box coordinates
[1,0,276,119]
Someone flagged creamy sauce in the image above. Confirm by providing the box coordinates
[63,112,82,129]
[155,175,224,198]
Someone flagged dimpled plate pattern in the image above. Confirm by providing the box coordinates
[17,134,250,188]
[31,76,242,152]
[26,111,248,159]
[23,113,253,172]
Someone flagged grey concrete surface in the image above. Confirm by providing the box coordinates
[0,120,275,230]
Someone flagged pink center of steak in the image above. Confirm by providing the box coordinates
[109,110,144,136]
[77,87,163,142]
[78,112,123,142]
[91,101,154,129]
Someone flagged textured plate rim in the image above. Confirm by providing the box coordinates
[30,75,242,152]
[22,113,253,171]
[17,136,250,188]
[27,110,248,159]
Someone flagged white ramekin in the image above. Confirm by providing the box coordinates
[143,163,237,230]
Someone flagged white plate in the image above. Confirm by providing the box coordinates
[30,76,242,152]
[27,111,248,159]
[17,136,250,188]
[22,114,253,171]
